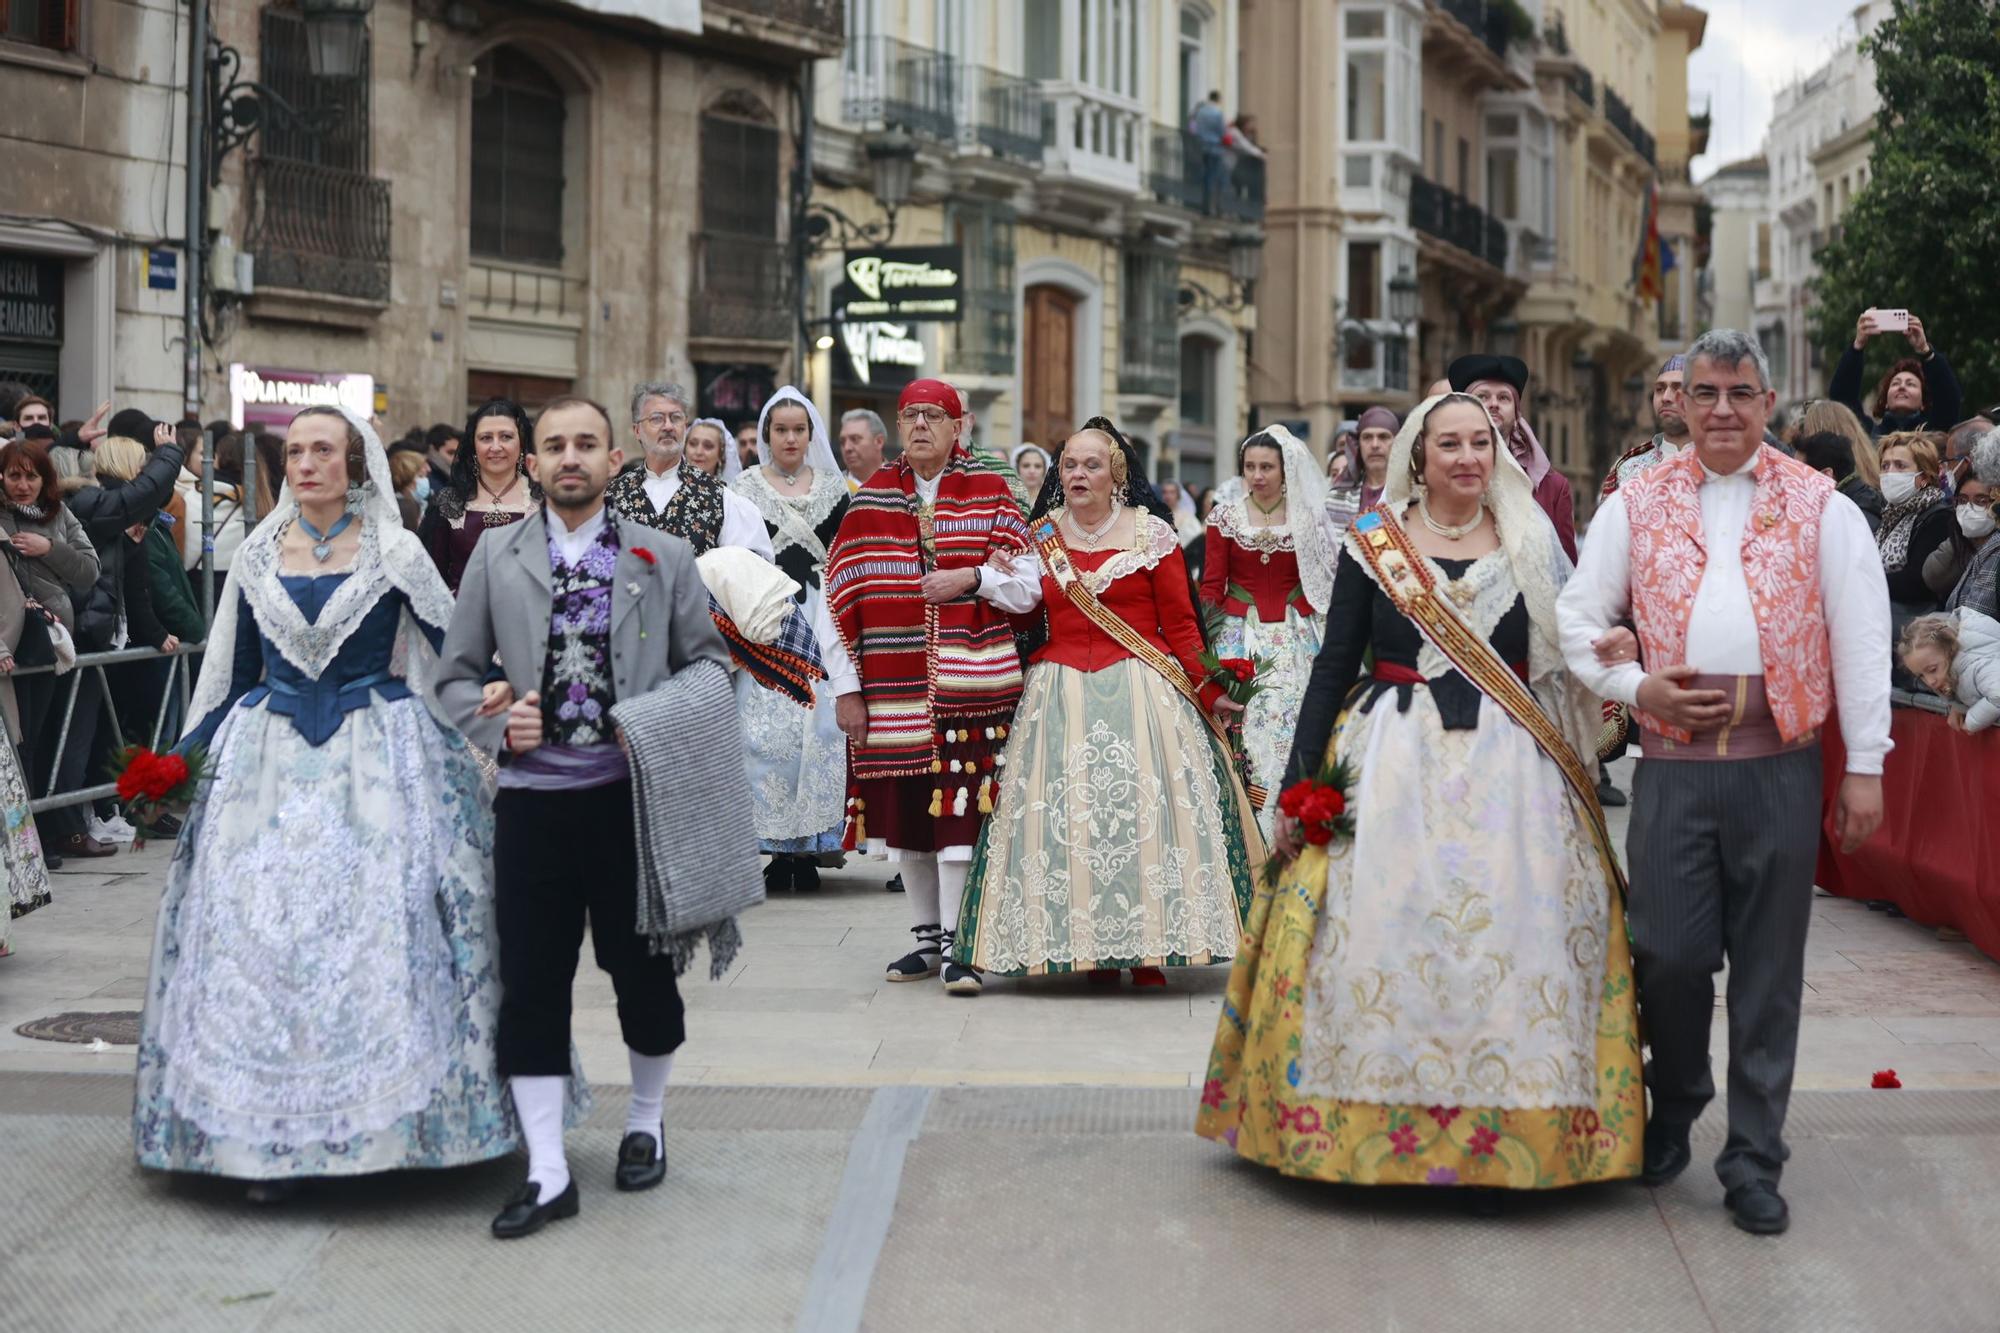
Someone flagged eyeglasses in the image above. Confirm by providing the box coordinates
[898,407,952,426]
[639,412,685,430]
[1685,386,1766,409]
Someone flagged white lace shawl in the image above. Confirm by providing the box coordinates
[733,466,845,566]
[1222,424,1338,614]
[1372,393,1600,763]
[186,409,458,737]
[1045,509,1180,595]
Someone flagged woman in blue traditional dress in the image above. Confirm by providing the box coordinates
[731,387,850,891]
[133,405,577,1199]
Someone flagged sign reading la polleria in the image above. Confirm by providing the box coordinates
[836,245,963,323]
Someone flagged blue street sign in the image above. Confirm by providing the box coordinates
[147,248,178,291]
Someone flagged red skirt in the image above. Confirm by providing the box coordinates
[847,775,991,853]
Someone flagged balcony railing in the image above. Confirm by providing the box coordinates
[1436,0,1510,60]
[842,35,958,141]
[1119,323,1178,399]
[962,65,1043,164]
[1410,175,1509,271]
[466,261,586,323]
[1603,86,1657,166]
[248,157,391,303]
[1147,125,1268,222]
[1041,82,1143,194]
[690,233,793,343]
[1340,329,1413,395]
[707,0,842,45]
[1566,65,1595,109]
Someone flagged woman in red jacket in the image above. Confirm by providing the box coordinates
[952,420,1261,989]
[1198,426,1336,841]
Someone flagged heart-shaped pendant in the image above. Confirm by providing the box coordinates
[312,542,333,562]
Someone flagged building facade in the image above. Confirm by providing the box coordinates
[1745,0,1885,405]
[1700,155,1769,336]
[809,0,1263,490]
[1,0,837,434]
[1246,0,1703,506]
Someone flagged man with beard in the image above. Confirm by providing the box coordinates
[605,380,771,557]
[1602,355,1693,497]
[1322,405,1398,537]
[1447,354,1577,561]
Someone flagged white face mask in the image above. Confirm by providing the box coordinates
[1958,504,1996,540]
[1880,472,1919,504]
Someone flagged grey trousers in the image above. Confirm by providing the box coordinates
[1626,745,1823,1191]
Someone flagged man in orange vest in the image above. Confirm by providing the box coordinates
[1556,328,1890,1236]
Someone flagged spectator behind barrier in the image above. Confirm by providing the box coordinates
[1924,458,1996,603]
[1876,431,1953,615]
[1944,430,2000,622]
[1801,399,1883,530]
[1900,610,2000,734]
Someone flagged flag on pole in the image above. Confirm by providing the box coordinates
[1633,178,1664,303]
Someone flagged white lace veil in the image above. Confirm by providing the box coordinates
[186,407,460,738]
[1229,424,1337,614]
[691,416,740,483]
[755,387,840,478]
[1375,392,1598,759]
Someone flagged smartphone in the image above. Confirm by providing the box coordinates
[1875,308,1911,333]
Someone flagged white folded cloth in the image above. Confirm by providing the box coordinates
[696,546,800,645]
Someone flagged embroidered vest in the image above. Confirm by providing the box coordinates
[1623,445,1836,744]
[541,520,621,747]
[607,463,724,555]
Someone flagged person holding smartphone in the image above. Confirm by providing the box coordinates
[1829,307,1964,438]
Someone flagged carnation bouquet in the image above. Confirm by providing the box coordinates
[1264,757,1357,885]
[111,745,207,850]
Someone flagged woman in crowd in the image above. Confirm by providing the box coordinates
[0,553,50,952]
[684,417,741,482]
[953,421,1260,989]
[1941,432,2000,622]
[1009,445,1050,501]
[1924,458,1995,603]
[1197,392,1639,1191]
[388,447,427,533]
[1877,431,1954,615]
[1156,479,1204,547]
[419,398,537,595]
[135,405,546,1198]
[1800,398,1883,531]
[1198,426,1335,840]
[732,387,851,891]
[1830,310,1963,438]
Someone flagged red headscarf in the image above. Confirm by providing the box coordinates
[898,378,963,419]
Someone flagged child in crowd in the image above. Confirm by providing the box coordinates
[1900,610,2000,732]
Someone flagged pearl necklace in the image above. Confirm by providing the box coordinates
[1065,502,1122,547]
[1418,494,1482,540]
[770,460,808,485]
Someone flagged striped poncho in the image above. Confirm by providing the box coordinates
[826,448,1030,781]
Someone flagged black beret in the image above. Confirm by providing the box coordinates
[1446,354,1530,395]
[107,407,158,442]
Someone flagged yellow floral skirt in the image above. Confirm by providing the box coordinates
[1194,817,1644,1190]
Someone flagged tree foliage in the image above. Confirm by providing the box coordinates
[1811,0,2000,407]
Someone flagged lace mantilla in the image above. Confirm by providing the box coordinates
[734,467,845,562]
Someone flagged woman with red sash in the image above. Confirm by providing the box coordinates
[1197,393,1642,1193]
[953,420,1261,987]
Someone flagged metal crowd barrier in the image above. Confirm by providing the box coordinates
[16,641,204,814]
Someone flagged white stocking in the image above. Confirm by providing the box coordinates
[626,1050,674,1148]
[938,859,969,941]
[509,1075,570,1200]
[900,854,941,930]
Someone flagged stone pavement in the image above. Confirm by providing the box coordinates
[7,757,2000,1330]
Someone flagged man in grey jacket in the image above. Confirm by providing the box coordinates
[435,394,728,1240]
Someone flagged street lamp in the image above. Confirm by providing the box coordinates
[1388,266,1420,329]
[1228,231,1263,289]
[864,128,917,215]
[1489,316,1521,359]
[298,0,375,77]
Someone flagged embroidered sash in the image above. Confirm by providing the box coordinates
[1347,507,1626,898]
[1033,518,1269,821]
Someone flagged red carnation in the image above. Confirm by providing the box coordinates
[1302,820,1335,846]
[632,547,658,567]
[1300,789,1342,828]
[1220,656,1255,682]
[1871,1069,1901,1089]
[1278,780,1313,818]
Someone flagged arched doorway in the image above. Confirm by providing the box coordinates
[1022,283,1077,450]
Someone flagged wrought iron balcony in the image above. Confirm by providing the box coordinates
[1435,0,1510,60]
[963,65,1043,164]
[248,157,391,303]
[1410,175,1509,271]
[690,233,793,343]
[842,35,958,141]
[1148,124,1268,222]
[1566,65,1595,109]
[1603,87,1657,166]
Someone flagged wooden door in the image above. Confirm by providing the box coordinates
[1021,284,1077,450]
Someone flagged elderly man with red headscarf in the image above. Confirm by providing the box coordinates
[823,379,1040,995]
[1448,353,1577,562]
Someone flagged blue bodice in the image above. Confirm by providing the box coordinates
[185,574,444,749]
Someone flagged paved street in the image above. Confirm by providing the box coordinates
[8,760,2000,1330]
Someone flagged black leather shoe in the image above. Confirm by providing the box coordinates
[792,858,821,892]
[1725,1182,1790,1235]
[763,858,793,893]
[490,1178,579,1239]
[1641,1121,1692,1187]
[614,1127,666,1192]
[1596,773,1628,807]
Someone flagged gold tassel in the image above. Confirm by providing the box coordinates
[928,787,944,817]
[977,775,994,814]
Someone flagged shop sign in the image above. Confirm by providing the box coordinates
[834,246,963,323]
[0,256,63,344]
[834,321,923,388]
[229,364,376,431]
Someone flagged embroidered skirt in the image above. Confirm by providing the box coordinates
[953,658,1254,976]
[736,588,846,854]
[1211,604,1323,843]
[1196,686,1642,1188]
[1,733,50,957]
